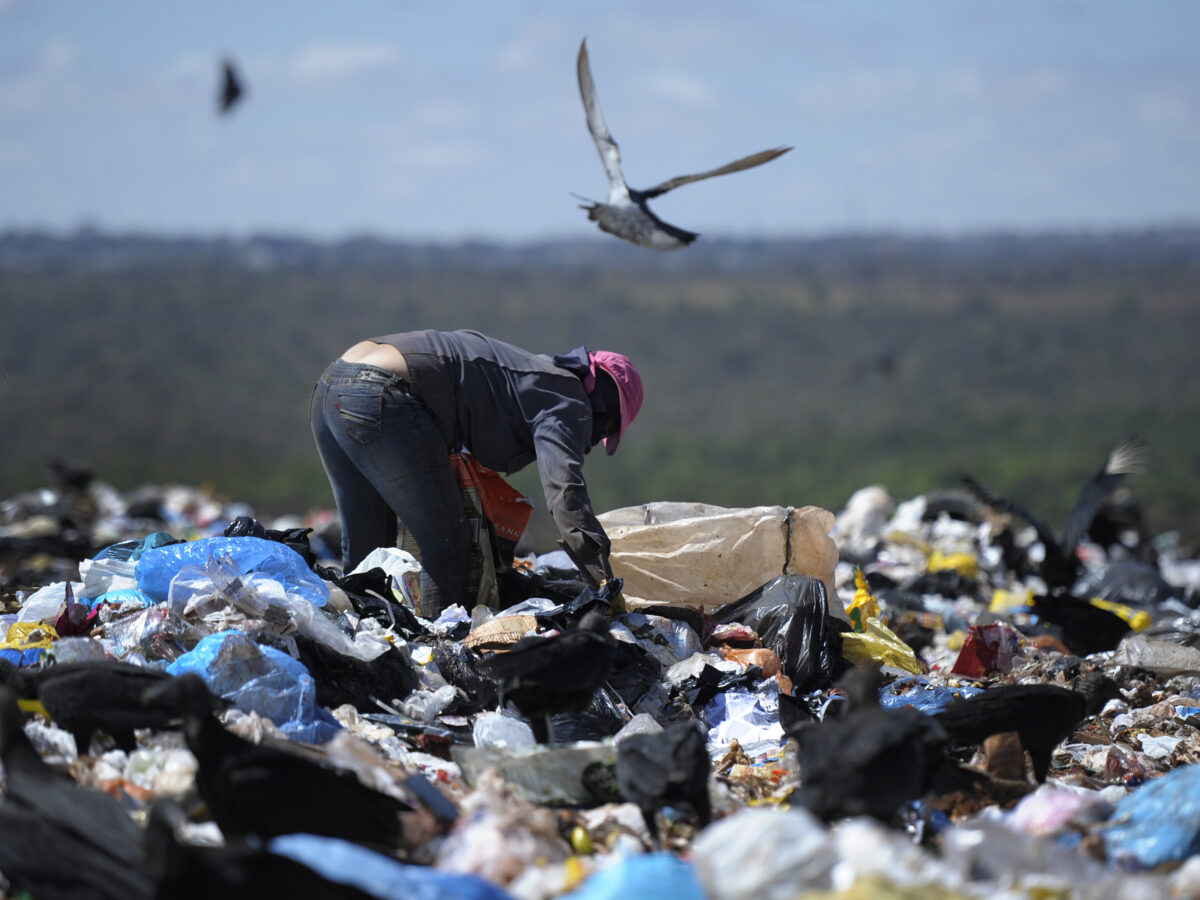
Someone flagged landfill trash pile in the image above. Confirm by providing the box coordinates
[4,458,1200,899]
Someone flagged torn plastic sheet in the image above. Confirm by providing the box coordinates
[1101,762,1200,869]
[166,629,342,744]
[704,682,784,757]
[879,676,983,714]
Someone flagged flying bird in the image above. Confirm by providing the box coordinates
[963,436,1149,594]
[574,38,791,250]
[218,57,245,115]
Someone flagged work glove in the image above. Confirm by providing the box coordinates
[598,577,626,614]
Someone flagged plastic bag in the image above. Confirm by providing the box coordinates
[560,853,707,900]
[880,676,982,713]
[1077,560,1180,608]
[597,502,838,611]
[690,807,834,900]
[16,581,79,624]
[1099,763,1200,869]
[136,535,329,607]
[841,616,922,674]
[269,833,517,900]
[1110,635,1200,677]
[711,575,846,694]
[166,630,342,744]
[949,622,1025,677]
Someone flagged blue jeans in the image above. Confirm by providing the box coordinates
[310,359,469,614]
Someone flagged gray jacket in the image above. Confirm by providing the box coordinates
[371,329,612,585]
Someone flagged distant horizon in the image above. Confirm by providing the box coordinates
[4,218,1200,247]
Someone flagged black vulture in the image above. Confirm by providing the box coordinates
[963,436,1148,594]
[932,672,1123,783]
[218,57,245,115]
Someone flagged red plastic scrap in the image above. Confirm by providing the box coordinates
[950,622,1024,677]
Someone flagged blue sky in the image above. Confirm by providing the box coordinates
[2,0,1198,242]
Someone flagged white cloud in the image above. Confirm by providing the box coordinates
[1136,91,1196,128]
[289,43,399,83]
[0,37,78,112]
[37,38,77,76]
[495,22,569,76]
[795,65,1072,118]
[646,71,715,108]
[413,98,476,131]
[396,138,481,169]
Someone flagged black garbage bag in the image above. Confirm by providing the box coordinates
[547,684,629,743]
[335,568,427,640]
[673,662,764,710]
[1076,559,1181,608]
[711,574,847,694]
[605,641,662,712]
[292,635,419,713]
[224,515,317,569]
[432,639,498,713]
[497,566,592,611]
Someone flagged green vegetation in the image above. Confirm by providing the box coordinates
[2,230,1197,550]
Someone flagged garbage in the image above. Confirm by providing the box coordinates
[1095,763,1200,869]
[7,466,1200,898]
[166,629,343,743]
[948,621,1026,677]
[136,535,329,607]
[558,852,707,900]
[270,832,518,900]
[597,502,839,611]
[711,574,846,693]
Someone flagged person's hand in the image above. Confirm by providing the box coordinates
[598,577,626,613]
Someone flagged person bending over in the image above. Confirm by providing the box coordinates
[310,329,643,615]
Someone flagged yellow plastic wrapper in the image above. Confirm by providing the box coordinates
[1089,596,1153,632]
[846,567,880,633]
[989,586,1034,614]
[1,621,58,651]
[841,616,922,674]
[927,549,978,579]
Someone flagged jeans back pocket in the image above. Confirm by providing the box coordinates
[336,387,383,444]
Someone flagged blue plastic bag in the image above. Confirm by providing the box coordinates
[136,536,328,608]
[95,532,180,562]
[166,630,341,744]
[879,675,983,714]
[561,852,707,900]
[1102,762,1200,869]
[269,834,516,900]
